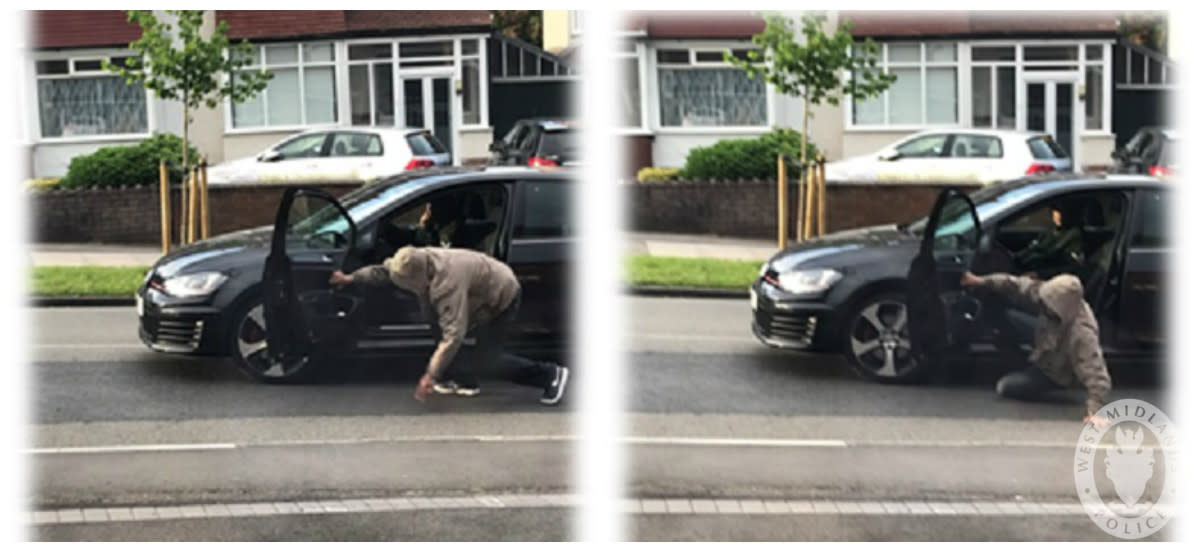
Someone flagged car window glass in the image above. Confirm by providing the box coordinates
[407,132,448,155]
[1132,190,1167,248]
[515,180,572,239]
[329,133,383,157]
[375,185,507,256]
[275,133,328,160]
[1026,135,1068,159]
[931,194,978,251]
[949,135,1003,158]
[995,191,1125,279]
[895,134,948,158]
[537,130,577,162]
[517,128,541,152]
[503,124,528,148]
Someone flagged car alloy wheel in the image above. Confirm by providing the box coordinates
[847,296,917,381]
[233,302,310,382]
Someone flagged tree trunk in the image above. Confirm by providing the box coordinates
[797,96,810,241]
[179,97,189,245]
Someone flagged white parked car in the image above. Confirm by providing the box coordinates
[207,127,450,185]
[826,129,1072,184]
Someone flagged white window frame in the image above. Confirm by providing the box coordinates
[224,34,489,135]
[846,38,1114,136]
[29,48,155,144]
[649,41,775,134]
[616,40,649,134]
[225,41,338,133]
[846,41,960,131]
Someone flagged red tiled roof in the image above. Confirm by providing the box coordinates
[32,10,143,49]
[218,10,491,40]
[842,11,1119,38]
[623,11,765,39]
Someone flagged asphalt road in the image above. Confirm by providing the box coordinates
[625,296,1173,541]
[27,306,576,541]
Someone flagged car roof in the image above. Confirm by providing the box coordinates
[907,128,1050,140]
[372,165,575,189]
[984,172,1167,195]
[514,118,577,131]
[293,125,430,137]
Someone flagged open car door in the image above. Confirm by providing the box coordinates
[905,188,983,379]
[260,187,360,381]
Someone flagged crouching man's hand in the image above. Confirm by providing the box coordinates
[414,373,436,402]
[960,271,985,288]
[329,270,353,289]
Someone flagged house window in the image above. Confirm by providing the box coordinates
[655,47,767,128]
[852,42,958,126]
[617,41,642,129]
[35,54,148,139]
[460,38,483,126]
[970,46,1017,130]
[232,42,336,128]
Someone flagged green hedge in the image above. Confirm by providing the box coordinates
[679,128,821,181]
[59,133,200,190]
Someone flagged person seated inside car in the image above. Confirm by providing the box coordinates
[1013,200,1085,280]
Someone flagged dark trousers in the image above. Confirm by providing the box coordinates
[995,309,1063,401]
[438,292,557,390]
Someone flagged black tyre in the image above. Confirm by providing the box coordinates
[842,291,929,384]
[227,296,323,383]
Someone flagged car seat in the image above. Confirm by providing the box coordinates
[451,194,499,252]
[333,141,348,155]
[953,142,968,157]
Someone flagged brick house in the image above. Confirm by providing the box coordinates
[615,10,1175,175]
[23,10,503,178]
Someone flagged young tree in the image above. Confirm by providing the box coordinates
[105,10,272,172]
[726,13,894,169]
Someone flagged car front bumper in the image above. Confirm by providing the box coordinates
[750,278,836,351]
[136,286,225,355]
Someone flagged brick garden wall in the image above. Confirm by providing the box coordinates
[627,179,983,239]
[31,183,361,244]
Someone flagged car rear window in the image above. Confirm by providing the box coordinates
[1026,135,1068,159]
[406,132,448,156]
[537,130,578,162]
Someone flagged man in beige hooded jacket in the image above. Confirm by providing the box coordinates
[329,246,569,405]
[961,271,1111,423]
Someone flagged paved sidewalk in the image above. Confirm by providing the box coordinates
[626,232,781,262]
[30,243,163,267]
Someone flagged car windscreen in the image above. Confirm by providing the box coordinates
[537,130,578,162]
[406,132,448,155]
[1027,135,1068,159]
[286,175,458,238]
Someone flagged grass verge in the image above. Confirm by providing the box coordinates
[628,255,760,290]
[32,265,150,297]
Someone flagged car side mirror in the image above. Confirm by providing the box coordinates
[879,148,901,161]
[259,150,282,162]
[488,142,504,153]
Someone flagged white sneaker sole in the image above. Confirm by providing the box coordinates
[540,367,569,405]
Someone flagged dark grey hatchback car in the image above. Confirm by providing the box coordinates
[751,174,1167,383]
[137,167,574,382]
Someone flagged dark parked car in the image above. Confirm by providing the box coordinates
[137,167,573,382]
[1111,127,1177,177]
[751,174,1166,383]
[489,119,579,168]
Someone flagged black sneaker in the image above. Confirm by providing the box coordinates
[540,365,569,406]
[433,380,481,397]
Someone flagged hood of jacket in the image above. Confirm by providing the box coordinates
[1037,273,1084,323]
[382,246,432,297]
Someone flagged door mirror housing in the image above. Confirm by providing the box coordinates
[879,148,901,161]
[259,150,283,163]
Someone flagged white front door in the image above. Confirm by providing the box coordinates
[1021,72,1081,170]
[399,72,458,164]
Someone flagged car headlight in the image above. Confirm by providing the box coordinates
[161,271,228,298]
[759,262,771,276]
[775,268,842,295]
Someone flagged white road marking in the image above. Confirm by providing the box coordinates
[627,498,1177,517]
[628,333,756,343]
[29,493,580,525]
[626,437,848,448]
[26,443,237,455]
[32,344,144,349]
